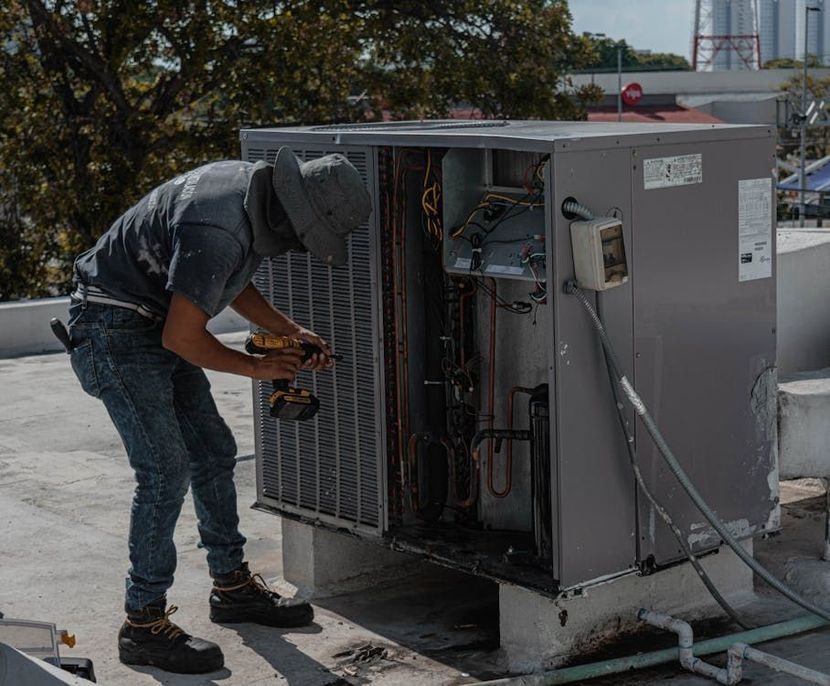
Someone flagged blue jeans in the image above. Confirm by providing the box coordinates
[68,302,246,612]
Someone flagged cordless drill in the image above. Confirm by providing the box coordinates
[244,331,341,421]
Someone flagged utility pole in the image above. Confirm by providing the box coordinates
[617,46,623,122]
[801,4,821,227]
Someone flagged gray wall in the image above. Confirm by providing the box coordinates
[777,230,830,374]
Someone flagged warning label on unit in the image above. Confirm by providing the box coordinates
[485,264,525,276]
[643,153,703,189]
[738,177,773,282]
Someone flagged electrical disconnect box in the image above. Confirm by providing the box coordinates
[242,121,777,593]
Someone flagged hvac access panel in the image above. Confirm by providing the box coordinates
[630,137,777,566]
[243,121,777,596]
[442,148,547,284]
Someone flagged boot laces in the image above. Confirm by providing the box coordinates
[126,605,186,640]
[216,571,278,598]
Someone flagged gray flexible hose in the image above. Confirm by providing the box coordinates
[567,281,830,624]
[595,299,751,629]
[562,200,594,221]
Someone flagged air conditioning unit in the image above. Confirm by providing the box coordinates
[241,120,777,592]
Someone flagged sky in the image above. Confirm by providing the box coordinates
[568,0,696,60]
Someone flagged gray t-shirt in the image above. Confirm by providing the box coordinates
[74,160,264,318]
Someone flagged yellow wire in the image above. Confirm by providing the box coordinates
[483,192,544,207]
[421,149,443,242]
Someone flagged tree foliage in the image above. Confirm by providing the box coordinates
[581,36,691,72]
[0,0,600,300]
[764,56,824,69]
[777,70,830,162]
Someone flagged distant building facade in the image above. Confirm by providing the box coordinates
[710,0,830,71]
[709,0,763,70]
[704,0,828,69]
[571,68,830,124]
[758,0,798,65]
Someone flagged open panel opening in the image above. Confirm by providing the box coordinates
[377,145,557,590]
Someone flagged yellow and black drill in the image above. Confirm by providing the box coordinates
[244,331,342,421]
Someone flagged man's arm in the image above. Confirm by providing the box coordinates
[230,283,300,336]
[163,293,304,381]
[230,283,331,368]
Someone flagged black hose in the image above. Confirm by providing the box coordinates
[568,281,830,624]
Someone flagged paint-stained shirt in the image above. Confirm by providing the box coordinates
[73,161,263,318]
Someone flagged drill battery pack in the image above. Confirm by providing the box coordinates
[246,330,342,422]
[269,384,320,421]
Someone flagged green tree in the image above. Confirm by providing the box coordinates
[777,70,830,166]
[0,0,600,300]
[581,36,690,72]
[764,56,824,69]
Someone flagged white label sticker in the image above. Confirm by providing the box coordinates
[643,153,703,190]
[738,177,773,282]
[485,264,524,276]
[454,257,472,269]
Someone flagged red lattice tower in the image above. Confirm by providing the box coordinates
[692,0,761,70]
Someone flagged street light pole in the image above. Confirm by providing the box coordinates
[800,5,821,227]
[617,46,623,122]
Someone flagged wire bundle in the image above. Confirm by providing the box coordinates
[420,149,443,246]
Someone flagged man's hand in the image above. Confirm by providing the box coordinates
[230,284,332,370]
[248,349,305,381]
[293,327,332,370]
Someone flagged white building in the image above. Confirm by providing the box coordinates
[709,0,762,69]
[703,0,827,69]
[758,0,798,64]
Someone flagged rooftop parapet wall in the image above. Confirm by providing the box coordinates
[0,296,247,357]
[778,230,830,375]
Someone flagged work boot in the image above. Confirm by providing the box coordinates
[118,597,224,674]
[209,562,314,627]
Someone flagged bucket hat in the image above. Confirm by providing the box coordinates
[272,147,372,266]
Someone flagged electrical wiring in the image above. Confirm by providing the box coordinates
[451,188,544,239]
[420,149,443,245]
[469,275,533,314]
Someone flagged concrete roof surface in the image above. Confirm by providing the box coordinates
[3,333,830,685]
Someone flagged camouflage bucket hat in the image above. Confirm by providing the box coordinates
[272,147,372,266]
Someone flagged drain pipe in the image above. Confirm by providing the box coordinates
[640,610,830,686]
[474,613,829,685]
[729,642,830,685]
[638,610,738,684]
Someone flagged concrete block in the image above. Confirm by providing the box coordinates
[778,368,830,480]
[777,230,830,374]
[281,518,421,597]
[499,541,754,672]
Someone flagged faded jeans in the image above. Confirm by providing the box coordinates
[67,302,246,612]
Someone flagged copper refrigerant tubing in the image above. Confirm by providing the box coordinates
[492,385,537,498]
[486,279,501,497]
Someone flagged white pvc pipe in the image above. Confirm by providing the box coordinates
[731,643,830,685]
[638,610,736,684]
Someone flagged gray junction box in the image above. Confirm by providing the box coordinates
[241,120,778,593]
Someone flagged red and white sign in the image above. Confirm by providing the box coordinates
[621,82,643,106]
